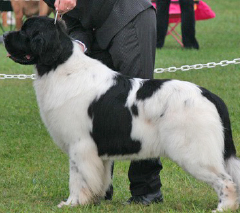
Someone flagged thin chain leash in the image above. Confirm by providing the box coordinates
[0,58,240,80]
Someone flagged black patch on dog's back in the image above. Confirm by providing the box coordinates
[200,87,236,159]
[136,79,170,100]
[88,75,141,156]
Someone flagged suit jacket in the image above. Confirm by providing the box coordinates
[44,0,153,50]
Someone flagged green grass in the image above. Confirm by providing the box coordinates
[0,0,240,212]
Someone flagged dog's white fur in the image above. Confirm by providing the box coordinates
[34,43,240,211]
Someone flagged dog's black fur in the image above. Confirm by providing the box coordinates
[4,17,72,76]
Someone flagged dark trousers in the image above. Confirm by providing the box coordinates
[105,159,162,198]
[128,159,162,196]
[90,8,163,197]
[156,0,199,49]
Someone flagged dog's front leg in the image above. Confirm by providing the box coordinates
[58,142,105,208]
[57,159,84,207]
[102,160,113,197]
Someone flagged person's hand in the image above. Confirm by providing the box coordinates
[54,0,77,14]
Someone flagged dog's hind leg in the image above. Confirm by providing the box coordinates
[211,173,239,212]
[225,156,240,203]
[180,161,239,212]
[58,141,105,207]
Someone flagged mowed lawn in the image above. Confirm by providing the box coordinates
[0,0,240,212]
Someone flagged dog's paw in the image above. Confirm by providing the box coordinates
[212,207,224,212]
[57,198,79,208]
[57,201,68,208]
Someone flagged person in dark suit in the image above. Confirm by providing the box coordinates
[156,0,199,49]
[44,0,163,205]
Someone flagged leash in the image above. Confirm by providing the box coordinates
[54,11,59,24]
[54,10,63,25]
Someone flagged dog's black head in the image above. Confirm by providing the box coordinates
[4,16,73,76]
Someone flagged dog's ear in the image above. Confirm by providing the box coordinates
[30,32,45,55]
[30,29,63,65]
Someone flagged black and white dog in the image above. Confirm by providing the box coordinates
[3,17,240,211]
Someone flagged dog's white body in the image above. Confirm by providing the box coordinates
[34,43,239,211]
[35,43,222,161]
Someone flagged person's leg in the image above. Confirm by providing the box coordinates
[156,0,171,48]
[1,12,8,27]
[179,0,199,49]
[108,7,163,204]
[127,159,163,205]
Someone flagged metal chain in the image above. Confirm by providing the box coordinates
[154,58,240,74]
[0,58,239,80]
[0,74,36,80]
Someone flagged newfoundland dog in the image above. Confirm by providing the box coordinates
[3,16,240,211]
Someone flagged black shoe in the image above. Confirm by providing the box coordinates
[125,191,163,205]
